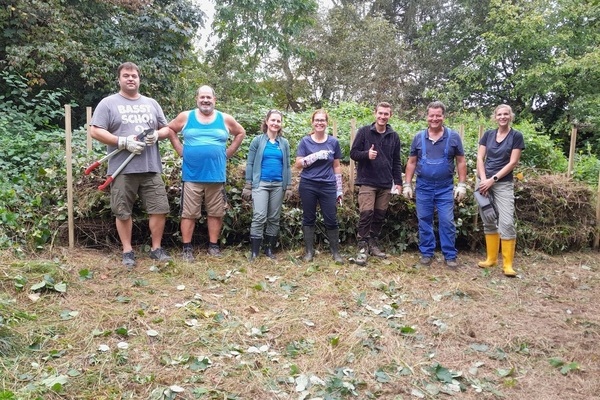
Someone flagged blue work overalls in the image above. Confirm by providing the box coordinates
[415,129,457,261]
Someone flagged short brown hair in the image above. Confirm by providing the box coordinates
[427,100,446,115]
[117,62,140,78]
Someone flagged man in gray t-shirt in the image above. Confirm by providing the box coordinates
[90,62,172,267]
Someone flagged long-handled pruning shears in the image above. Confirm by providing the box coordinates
[85,128,154,191]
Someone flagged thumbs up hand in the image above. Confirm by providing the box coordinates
[368,144,377,160]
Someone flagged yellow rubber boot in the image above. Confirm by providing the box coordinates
[478,233,499,268]
[501,238,517,277]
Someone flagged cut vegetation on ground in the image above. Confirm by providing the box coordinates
[1,247,599,399]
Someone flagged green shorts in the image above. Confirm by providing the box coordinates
[180,182,226,219]
[110,173,170,220]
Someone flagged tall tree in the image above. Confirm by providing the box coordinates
[207,0,318,110]
[0,0,205,120]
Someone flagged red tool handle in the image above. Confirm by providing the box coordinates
[98,176,114,191]
[84,161,101,175]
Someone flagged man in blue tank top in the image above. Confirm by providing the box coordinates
[169,85,246,260]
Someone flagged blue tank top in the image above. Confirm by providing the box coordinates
[182,110,228,183]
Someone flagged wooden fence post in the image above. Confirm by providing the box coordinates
[65,105,74,248]
[567,125,577,178]
[595,169,600,249]
[349,119,356,202]
[86,106,93,152]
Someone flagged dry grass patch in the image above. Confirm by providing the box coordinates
[1,246,599,399]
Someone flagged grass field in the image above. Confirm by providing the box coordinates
[1,245,599,399]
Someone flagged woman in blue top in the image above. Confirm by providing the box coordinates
[243,110,292,261]
[476,104,525,277]
[295,109,344,263]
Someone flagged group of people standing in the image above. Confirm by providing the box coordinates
[90,62,524,277]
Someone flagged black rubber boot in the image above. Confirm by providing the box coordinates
[327,228,344,263]
[302,226,315,262]
[264,235,277,259]
[250,237,262,261]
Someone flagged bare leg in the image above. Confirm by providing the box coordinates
[116,217,133,253]
[181,218,196,243]
[149,214,166,250]
[207,216,222,243]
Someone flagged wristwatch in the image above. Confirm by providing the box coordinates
[492,175,499,182]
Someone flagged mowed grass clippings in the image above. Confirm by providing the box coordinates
[1,246,599,399]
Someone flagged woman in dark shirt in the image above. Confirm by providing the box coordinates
[476,104,525,276]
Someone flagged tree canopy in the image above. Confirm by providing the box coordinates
[1,0,598,149]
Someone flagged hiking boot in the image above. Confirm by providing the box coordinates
[355,240,368,266]
[182,247,195,262]
[419,256,433,266]
[368,238,387,258]
[149,247,172,262]
[122,251,136,267]
[445,259,458,269]
[207,245,222,257]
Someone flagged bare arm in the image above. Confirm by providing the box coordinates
[455,155,467,183]
[167,112,188,157]
[333,159,341,175]
[90,126,119,146]
[404,155,417,183]
[224,113,246,159]
[479,148,522,194]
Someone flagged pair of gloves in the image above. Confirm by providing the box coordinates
[402,182,467,201]
[243,183,293,202]
[117,131,158,155]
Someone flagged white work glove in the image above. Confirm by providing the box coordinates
[118,135,145,155]
[454,182,467,201]
[242,182,252,201]
[284,185,293,202]
[402,182,413,199]
[145,130,158,146]
[335,173,343,204]
[302,150,331,167]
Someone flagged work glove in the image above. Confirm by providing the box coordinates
[242,182,252,201]
[302,149,331,168]
[454,182,467,202]
[335,173,343,204]
[145,130,158,146]
[284,185,293,202]
[402,182,413,199]
[118,135,145,155]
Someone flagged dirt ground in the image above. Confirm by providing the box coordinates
[1,246,599,399]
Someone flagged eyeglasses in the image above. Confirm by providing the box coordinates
[313,119,327,123]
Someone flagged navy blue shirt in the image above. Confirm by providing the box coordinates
[409,127,464,176]
[296,135,342,183]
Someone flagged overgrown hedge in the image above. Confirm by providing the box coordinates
[1,74,599,253]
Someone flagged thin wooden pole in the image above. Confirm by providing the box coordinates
[65,105,75,248]
[349,119,356,202]
[458,124,464,141]
[595,169,600,249]
[332,120,337,138]
[86,106,93,152]
[567,125,577,178]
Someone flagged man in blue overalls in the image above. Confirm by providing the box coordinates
[403,101,467,268]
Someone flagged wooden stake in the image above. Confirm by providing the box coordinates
[349,119,356,201]
[65,105,75,248]
[86,106,93,152]
[567,125,577,178]
[595,169,600,249]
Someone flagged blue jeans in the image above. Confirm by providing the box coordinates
[416,177,457,260]
[299,178,338,229]
[250,181,284,238]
